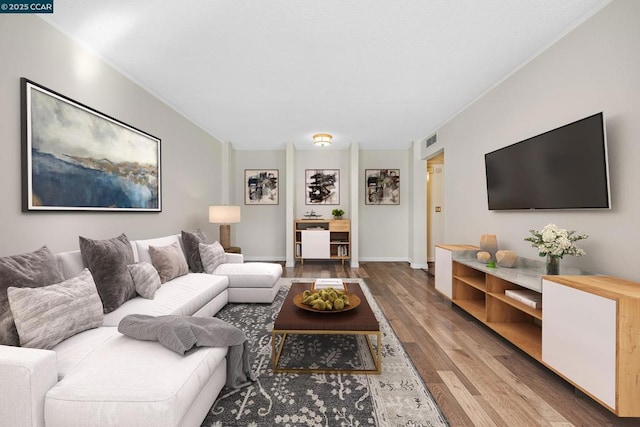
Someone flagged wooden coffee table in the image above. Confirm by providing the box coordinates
[272,281,381,374]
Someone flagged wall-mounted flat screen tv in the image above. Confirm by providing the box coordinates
[485,112,610,210]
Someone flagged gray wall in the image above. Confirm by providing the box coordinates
[424,0,640,280]
[359,150,410,261]
[0,16,223,256]
[232,150,287,261]
[295,149,351,219]
[0,14,424,264]
[231,147,415,263]
[6,1,628,272]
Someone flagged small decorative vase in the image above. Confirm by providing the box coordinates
[477,251,491,263]
[479,234,498,261]
[546,255,560,275]
[496,250,517,268]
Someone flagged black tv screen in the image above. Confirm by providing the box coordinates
[485,112,610,210]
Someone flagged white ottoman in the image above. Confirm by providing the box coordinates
[213,262,283,303]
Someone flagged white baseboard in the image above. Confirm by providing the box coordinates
[411,262,429,269]
[358,256,409,263]
[359,257,427,270]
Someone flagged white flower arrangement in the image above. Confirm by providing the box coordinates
[524,223,588,258]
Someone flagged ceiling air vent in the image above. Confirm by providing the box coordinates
[425,134,437,148]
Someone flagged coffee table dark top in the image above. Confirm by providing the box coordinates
[273,282,379,332]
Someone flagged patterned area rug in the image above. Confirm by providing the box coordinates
[202,278,448,427]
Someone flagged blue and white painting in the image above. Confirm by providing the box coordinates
[24,80,161,211]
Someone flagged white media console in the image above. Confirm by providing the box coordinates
[435,244,640,417]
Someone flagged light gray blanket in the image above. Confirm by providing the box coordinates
[118,314,257,389]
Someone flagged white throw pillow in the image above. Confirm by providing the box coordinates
[199,241,226,274]
[128,262,162,299]
[7,268,104,349]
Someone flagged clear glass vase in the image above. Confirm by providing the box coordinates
[546,255,560,275]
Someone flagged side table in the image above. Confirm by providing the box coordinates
[225,246,241,254]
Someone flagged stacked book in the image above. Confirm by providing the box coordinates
[337,245,348,256]
[504,289,542,309]
[313,278,346,291]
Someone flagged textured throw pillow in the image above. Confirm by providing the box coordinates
[79,233,136,314]
[7,268,104,350]
[149,241,188,284]
[127,262,162,299]
[0,246,64,347]
[199,241,226,274]
[181,229,208,273]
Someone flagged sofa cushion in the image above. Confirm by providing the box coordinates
[7,268,104,350]
[52,326,120,379]
[181,229,208,273]
[213,262,283,288]
[55,250,85,280]
[102,273,229,326]
[199,241,226,274]
[149,241,189,284]
[79,234,136,314]
[0,246,64,346]
[127,262,162,299]
[45,334,227,427]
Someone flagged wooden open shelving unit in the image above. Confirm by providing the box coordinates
[294,219,350,265]
[452,261,543,361]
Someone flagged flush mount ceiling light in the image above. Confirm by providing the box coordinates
[313,133,332,147]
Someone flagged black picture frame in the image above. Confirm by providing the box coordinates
[305,169,339,205]
[21,78,161,212]
[365,169,400,205]
[244,169,279,205]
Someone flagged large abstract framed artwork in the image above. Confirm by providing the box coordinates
[245,169,279,205]
[21,78,161,212]
[305,169,339,205]
[365,169,400,205]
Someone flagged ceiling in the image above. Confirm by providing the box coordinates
[41,0,609,151]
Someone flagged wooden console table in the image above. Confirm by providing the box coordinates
[435,244,640,417]
[294,219,350,265]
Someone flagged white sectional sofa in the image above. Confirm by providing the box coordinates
[0,233,282,427]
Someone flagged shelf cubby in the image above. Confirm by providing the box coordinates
[451,260,543,362]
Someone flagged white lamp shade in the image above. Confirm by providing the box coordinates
[209,205,241,224]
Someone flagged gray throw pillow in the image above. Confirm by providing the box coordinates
[0,246,64,346]
[7,268,104,349]
[181,229,208,273]
[79,233,136,314]
[127,262,162,299]
[199,241,226,274]
[149,241,189,283]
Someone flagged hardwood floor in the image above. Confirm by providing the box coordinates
[282,261,640,427]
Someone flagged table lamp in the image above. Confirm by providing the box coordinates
[208,205,241,249]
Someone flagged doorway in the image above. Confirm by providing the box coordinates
[426,151,444,262]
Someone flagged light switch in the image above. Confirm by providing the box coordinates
[435,206,441,212]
